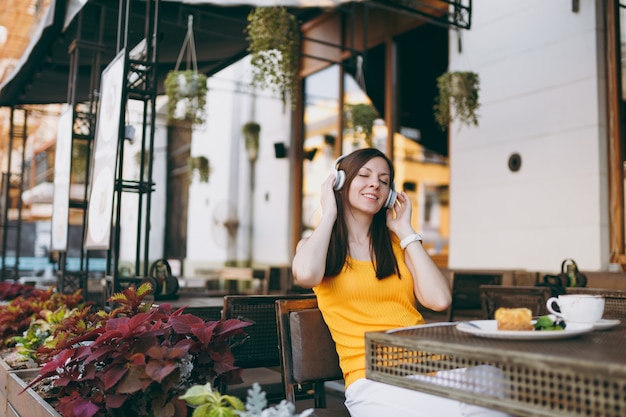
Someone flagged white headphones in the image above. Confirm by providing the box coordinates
[333,155,397,209]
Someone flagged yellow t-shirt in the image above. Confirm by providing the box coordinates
[313,239,425,389]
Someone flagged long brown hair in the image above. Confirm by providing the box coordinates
[324,148,400,279]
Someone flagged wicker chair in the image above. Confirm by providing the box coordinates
[276,298,349,416]
[220,294,316,402]
[480,285,552,319]
[447,272,503,321]
[181,305,223,321]
[565,287,626,319]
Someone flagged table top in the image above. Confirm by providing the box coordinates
[365,321,626,417]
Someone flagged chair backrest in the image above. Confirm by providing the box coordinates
[182,305,223,322]
[565,287,626,319]
[447,272,503,321]
[222,294,315,368]
[276,298,343,408]
[480,285,552,319]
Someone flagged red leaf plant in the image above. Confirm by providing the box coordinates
[0,287,84,348]
[26,284,251,417]
[0,281,42,301]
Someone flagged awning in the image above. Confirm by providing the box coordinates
[0,0,468,107]
[0,0,350,106]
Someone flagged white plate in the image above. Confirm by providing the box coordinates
[456,320,594,340]
[591,319,621,330]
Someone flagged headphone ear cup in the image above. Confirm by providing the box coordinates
[333,170,346,191]
[385,188,397,209]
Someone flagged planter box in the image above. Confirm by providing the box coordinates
[0,355,43,417]
[0,356,12,416]
[7,369,61,417]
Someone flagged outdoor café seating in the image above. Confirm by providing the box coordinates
[219,294,316,402]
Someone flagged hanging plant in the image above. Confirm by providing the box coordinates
[71,141,88,182]
[433,71,480,130]
[343,103,379,147]
[188,155,210,183]
[242,122,261,162]
[164,70,208,124]
[246,7,300,109]
[164,15,207,125]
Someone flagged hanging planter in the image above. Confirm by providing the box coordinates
[343,103,379,148]
[164,15,208,125]
[164,70,207,124]
[188,155,210,183]
[433,71,480,130]
[242,122,261,162]
[245,7,300,109]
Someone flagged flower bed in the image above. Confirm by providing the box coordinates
[0,282,252,417]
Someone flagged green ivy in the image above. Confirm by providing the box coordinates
[246,7,300,109]
[433,71,480,130]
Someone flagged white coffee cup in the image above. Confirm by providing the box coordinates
[546,294,605,323]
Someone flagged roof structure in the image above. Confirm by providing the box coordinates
[0,0,338,106]
[0,0,470,107]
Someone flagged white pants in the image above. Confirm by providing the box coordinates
[344,367,513,417]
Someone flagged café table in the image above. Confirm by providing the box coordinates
[365,321,626,417]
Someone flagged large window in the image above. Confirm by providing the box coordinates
[297,12,450,265]
[302,65,340,236]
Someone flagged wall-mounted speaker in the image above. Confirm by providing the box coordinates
[274,142,288,159]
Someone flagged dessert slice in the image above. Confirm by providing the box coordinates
[494,307,533,330]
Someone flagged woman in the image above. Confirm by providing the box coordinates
[292,148,510,417]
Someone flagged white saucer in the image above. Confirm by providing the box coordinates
[549,315,621,331]
[591,319,621,330]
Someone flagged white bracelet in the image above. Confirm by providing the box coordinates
[400,233,422,250]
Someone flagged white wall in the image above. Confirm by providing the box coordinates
[448,0,608,271]
[185,56,293,274]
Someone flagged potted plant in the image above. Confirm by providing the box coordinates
[242,122,261,162]
[180,382,313,417]
[245,7,300,109]
[26,284,251,417]
[343,103,378,148]
[188,156,210,183]
[164,70,208,125]
[433,71,480,130]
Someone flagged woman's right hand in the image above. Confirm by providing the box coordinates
[292,174,338,288]
[320,174,338,221]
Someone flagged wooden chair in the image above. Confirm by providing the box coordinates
[276,298,349,416]
[447,272,503,321]
[220,294,316,402]
[480,285,552,319]
[565,287,626,319]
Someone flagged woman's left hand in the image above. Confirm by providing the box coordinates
[386,191,414,238]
